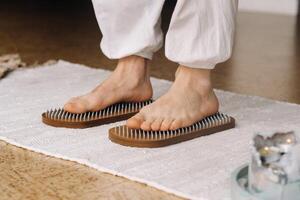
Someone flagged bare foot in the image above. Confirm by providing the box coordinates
[127,65,219,130]
[64,56,153,113]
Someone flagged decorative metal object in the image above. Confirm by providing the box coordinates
[231,131,300,200]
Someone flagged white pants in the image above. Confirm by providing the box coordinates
[91,0,238,69]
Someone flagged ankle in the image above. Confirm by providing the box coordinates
[177,64,211,77]
[176,65,212,89]
[118,55,147,71]
[114,55,149,83]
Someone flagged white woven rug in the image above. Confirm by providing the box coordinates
[1,60,299,200]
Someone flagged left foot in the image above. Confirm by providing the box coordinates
[126,65,219,131]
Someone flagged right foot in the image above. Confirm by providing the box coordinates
[64,56,153,113]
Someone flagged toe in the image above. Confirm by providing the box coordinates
[64,95,92,113]
[160,119,174,131]
[64,101,86,113]
[140,119,153,131]
[126,113,144,129]
[63,102,73,111]
[150,118,163,131]
[170,120,183,130]
[67,97,79,103]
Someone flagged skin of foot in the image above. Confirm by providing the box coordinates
[126,65,219,131]
[64,55,153,113]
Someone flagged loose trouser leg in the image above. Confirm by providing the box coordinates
[91,0,165,60]
[165,0,238,69]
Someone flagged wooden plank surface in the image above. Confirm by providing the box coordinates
[0,141,181,200]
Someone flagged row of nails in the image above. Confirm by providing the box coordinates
[45,100,153,121]
[115,113,231,139]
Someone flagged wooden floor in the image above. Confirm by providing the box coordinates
[1,0,299,199]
